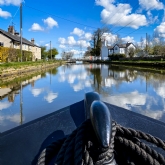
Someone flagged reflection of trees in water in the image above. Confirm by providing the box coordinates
[47,68,58,75]
[89,68,102,92]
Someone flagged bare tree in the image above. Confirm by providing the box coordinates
[61,51,74,60]
[90,27,109,57]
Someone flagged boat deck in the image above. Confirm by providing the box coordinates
[1,100,165,165]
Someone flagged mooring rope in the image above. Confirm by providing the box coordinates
[37,119,165,165]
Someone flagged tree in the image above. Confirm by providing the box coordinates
[61,51,74,60]
[128,47,135,58]
[47,48,58,59]
[41,46,47,59]
[90,27,109,57]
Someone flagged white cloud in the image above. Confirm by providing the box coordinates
[0,8,11,18]
[96,0,147,29]
[0,0,22,6]
[44,92,58,103]
[139,0,164,10]
[122,36,135,43]
[154,22,165,38]
[77,40,90,47]
[84,32,92,40]
[58,37,66,44]
[45,43,49,47]
[58,36,90,48]
[71,27,84,37]
[68,36,77,45]
[70,49,85,55]
[43,17,58,29]
[59,44,66,49]
[29,23,44,31]
[102,33,118,45]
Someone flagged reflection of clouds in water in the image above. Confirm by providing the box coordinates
[67,74,76,84]
[85,80,92,87]
[72,83,83,92]
[31,88,44,97]
[137,108,165,120]
[59,75,66,82]
[6,114,22,123]
[58,65,91,91]
[154,83,165,98]
[44,92,58,103]
[77,72,87,80]
[102,91,146,110]
[0,101,12,111]
[105,78,117,87]
[0,113,24,124]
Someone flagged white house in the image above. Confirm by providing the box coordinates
[0,26,41,60]
[101,40,136,58]
[101,40,109,60]
[108,43,136,56]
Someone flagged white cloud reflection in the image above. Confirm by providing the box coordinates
[72,83,84,92]
[31,88,44,97]
[44,92,58,103]
[0,113,24,124]
[102,91,147,110]
[0,101,12,111]
[154,82,165,98]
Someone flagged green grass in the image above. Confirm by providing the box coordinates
[0,60,62,70]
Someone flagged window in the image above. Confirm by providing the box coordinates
[0,42,4,47]
[115,47,117,50]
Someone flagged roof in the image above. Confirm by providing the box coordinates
[108,43,135,49]
[107,46,113,50]
[0,28,40,47]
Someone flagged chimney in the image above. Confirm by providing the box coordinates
[8,26,15,35]
[31,38,35,44]
[14,31,19,36]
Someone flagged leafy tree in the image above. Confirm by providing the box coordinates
[128,47,135,58]
[41,46,48,59]
[47,48,58,59]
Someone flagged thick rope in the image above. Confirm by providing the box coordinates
[37,119,165,165]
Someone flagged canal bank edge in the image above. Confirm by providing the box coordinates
[0,61,64,79]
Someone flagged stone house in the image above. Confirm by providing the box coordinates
[0,26,41,60]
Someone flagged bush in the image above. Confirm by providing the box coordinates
[108,54,126,60]
[0,47,33,62]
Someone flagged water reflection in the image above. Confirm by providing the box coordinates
[0,64,165,132]
[87,64,165,122]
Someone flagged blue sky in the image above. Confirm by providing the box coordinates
[0,0,165,58]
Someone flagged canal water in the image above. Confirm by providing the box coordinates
[0,64,165,132]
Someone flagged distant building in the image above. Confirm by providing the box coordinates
[109,43,136,56]
[101,40,136,59]
[0,26,41,60]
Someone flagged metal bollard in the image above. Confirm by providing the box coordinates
[84,92,100,119]
[90,100,116,165]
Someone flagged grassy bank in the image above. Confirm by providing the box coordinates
[0,60,64,78]
[110,60,165,67]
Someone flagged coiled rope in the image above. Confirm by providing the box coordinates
[37,119,165,165]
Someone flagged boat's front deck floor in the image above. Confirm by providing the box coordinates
[1,100,165,165]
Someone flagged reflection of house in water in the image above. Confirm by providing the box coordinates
[8,92,15,102]
[0,75,41,100]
